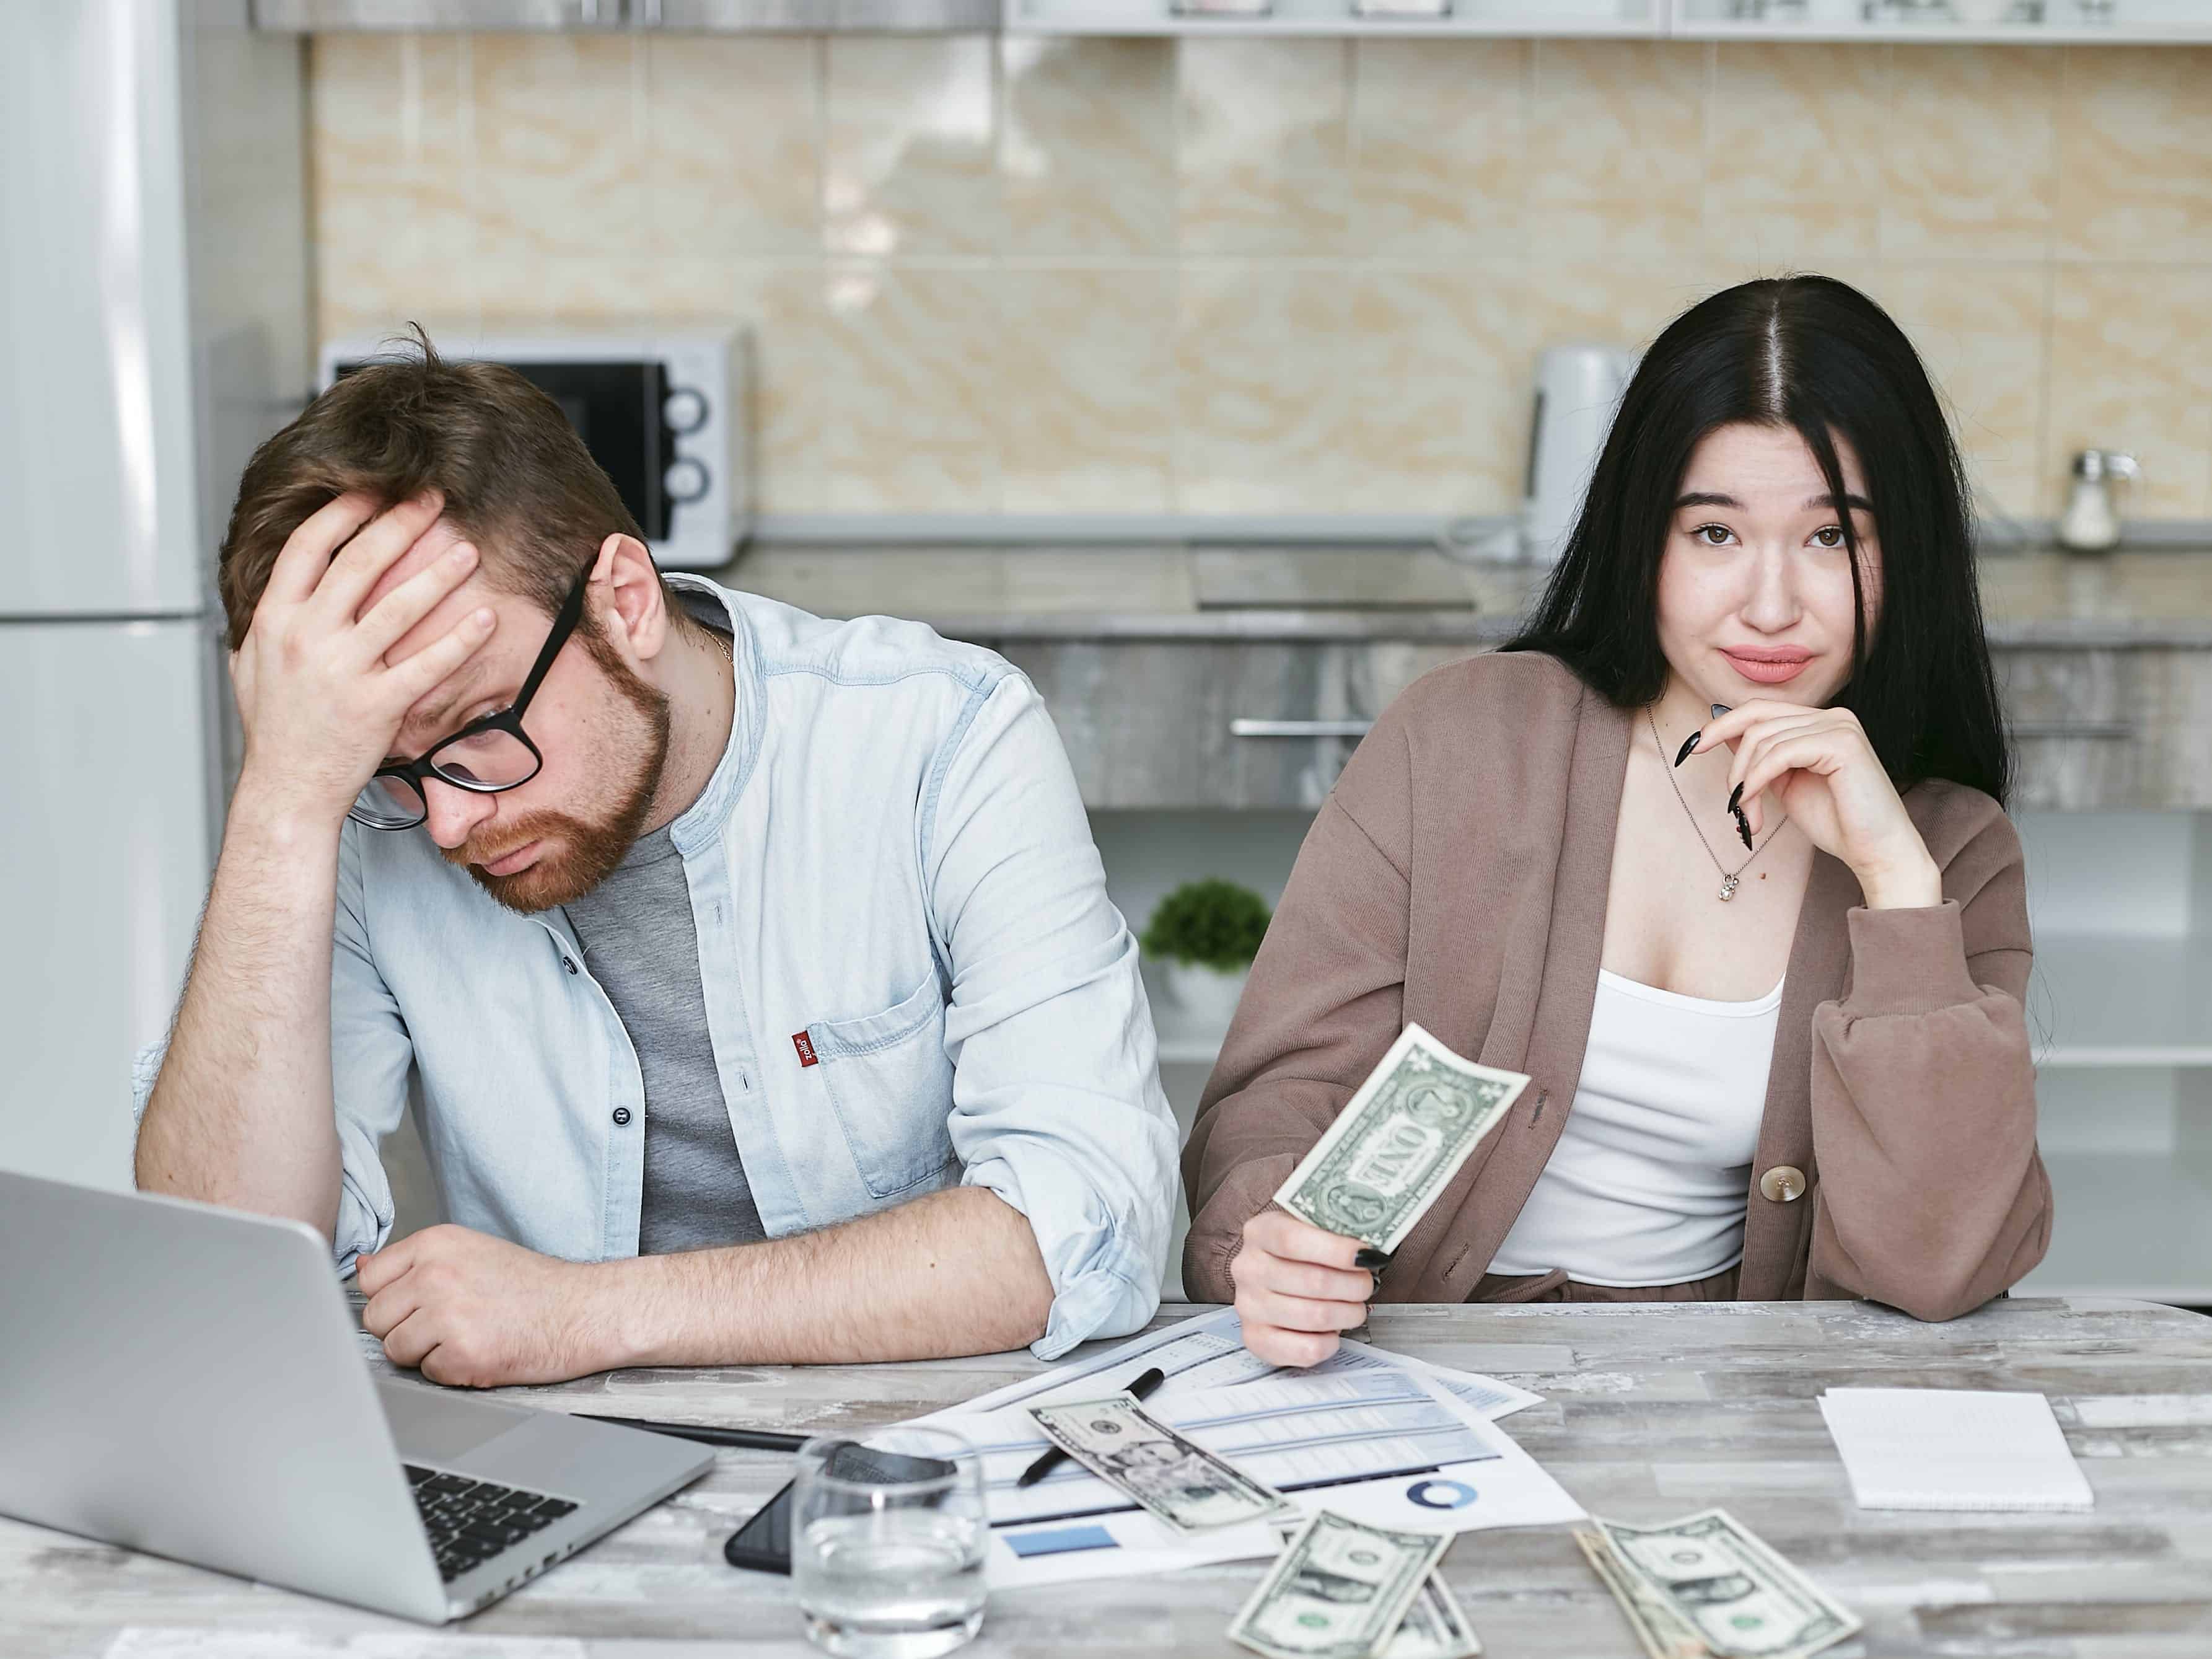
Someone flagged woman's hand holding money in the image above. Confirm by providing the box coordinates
[1231,1209,1382,1367]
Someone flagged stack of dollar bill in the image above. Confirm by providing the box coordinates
[1228,1511,1478,1659]
[1574,1509,1862,1659]
[1273,1023,1530,1254]
[1022,1398,1481,1657]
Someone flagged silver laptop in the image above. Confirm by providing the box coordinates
[0,1171,714,1623]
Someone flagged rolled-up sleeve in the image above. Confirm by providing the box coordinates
[924,672,1178,1360]
[128,829,413,1272]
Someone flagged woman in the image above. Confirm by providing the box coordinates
[1182,275,2050,1366]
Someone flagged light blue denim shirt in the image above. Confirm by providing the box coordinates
[136,577,1177,1360]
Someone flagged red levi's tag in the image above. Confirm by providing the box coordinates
[792,1031,819,1068]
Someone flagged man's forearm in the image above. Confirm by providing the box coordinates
[134,793,345,1235]
[602,1186,1057,1366]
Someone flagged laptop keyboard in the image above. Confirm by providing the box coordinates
[404,1464,579,1583]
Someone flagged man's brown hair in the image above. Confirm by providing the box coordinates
[217,328,655,651]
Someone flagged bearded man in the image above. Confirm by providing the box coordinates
[133,341,1175,1385]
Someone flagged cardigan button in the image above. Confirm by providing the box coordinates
[1759,1164,1807,1204]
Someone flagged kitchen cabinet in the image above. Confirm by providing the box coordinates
[250,0,998,28]
[1004,0,1657,37]
[1670,0,2212,42]
[250,0,625,26]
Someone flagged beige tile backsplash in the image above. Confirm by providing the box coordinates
[310,34,2212,522]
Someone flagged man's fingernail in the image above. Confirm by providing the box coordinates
[1727,781,1744,814]
[1711,703,1731,719]
[1674,730,1701,767]
[1354,1248,1392,1269]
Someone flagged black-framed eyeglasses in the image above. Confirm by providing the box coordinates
[348,560,594,831]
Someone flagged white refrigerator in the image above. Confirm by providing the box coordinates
[0,0,309,1188]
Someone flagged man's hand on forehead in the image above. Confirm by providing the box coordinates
[227,485,499,825]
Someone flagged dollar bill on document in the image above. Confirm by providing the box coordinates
[1231,1510,1449,1659]
[1273,1023,1531,1253]
[1027,1393,1293,1534]
[1273,1523,1481,1658]
[1586,1510,1863,1659]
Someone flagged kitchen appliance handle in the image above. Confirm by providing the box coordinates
[1229,719,1376,739]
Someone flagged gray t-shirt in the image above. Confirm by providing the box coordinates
[563,821,766,1254]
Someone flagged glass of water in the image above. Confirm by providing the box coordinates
[791,1425,987,1659]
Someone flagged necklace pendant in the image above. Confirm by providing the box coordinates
[1718,874,1740,902]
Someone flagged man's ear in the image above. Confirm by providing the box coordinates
[587,533,667,663]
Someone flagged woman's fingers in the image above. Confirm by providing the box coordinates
[1258,1255,1376,1304]
[1737,734,1845,834]
[354,540,480,664]
[1728,714,1828,833]
[1244,1206,1367,1271]
[1239,1319,1340,1370]
[1241,1287,1372,1332]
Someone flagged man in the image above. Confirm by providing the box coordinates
[134,341,1177,1386]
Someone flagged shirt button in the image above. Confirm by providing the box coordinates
[563,957,578,975]
[612,1107,632,1127]
[1759,1164,1807,1204]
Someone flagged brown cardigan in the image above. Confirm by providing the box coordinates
[1182,651,2052,1321]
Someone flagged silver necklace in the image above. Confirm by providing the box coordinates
[1647,706,1786,902]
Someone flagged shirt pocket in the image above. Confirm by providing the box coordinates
[810,972,958,1201]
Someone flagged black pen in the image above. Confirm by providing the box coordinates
[1016,1365,1167,1489]
[574,1411,809,1452]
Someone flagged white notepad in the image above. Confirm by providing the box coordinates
[1819,1388,2094,1512]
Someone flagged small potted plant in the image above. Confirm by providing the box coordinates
[1141,878,1272,1031]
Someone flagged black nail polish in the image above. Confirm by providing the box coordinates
[1710,703,1731,719]
[1727,781,1744,814]
[1734,808,1753,852]
[1354,1248,1392,1269]
[1674,730,1701,767]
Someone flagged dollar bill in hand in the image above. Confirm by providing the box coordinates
[1273,1023,1530,1253]
[1592,1510,1863,1659]
[1231,1510,1449,1659]
[1027,1393,1293,1535]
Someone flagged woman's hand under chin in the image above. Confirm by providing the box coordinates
[1698,700,1943,910]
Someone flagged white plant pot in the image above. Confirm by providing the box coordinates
[1162,960,1252,1032]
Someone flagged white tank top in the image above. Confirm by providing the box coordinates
[1488,967,1784,1288]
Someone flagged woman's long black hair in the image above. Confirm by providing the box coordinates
[1504,274,2011,807]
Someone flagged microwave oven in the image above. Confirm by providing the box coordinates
[318,331,750,571]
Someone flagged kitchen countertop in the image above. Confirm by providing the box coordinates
[708,543,2212,648]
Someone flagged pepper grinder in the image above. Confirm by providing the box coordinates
[2057,448,2139,553]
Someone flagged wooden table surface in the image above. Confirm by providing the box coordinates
[8,1296,2212,1658]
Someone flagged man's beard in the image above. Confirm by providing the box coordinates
[445,641,672,914]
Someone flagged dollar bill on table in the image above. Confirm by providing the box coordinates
[1573,1529,1702,1659]
[1273,1023,1530,1253]
[1273,1523,1481,1659]
[1027,1393,1293,1535]
[1232,1510,1450,1659]
[1581,1510,1863,1659]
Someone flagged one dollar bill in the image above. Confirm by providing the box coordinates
[1027,1393,1293,1534]
[1274,1023,1530,1253]
[1587,1510,1863,1659]
[1275,1523,1481,1659]
[1231,1510,1449,1659]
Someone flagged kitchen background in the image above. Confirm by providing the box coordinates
[6,2,2212,1312]
[310,33,2212,524]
